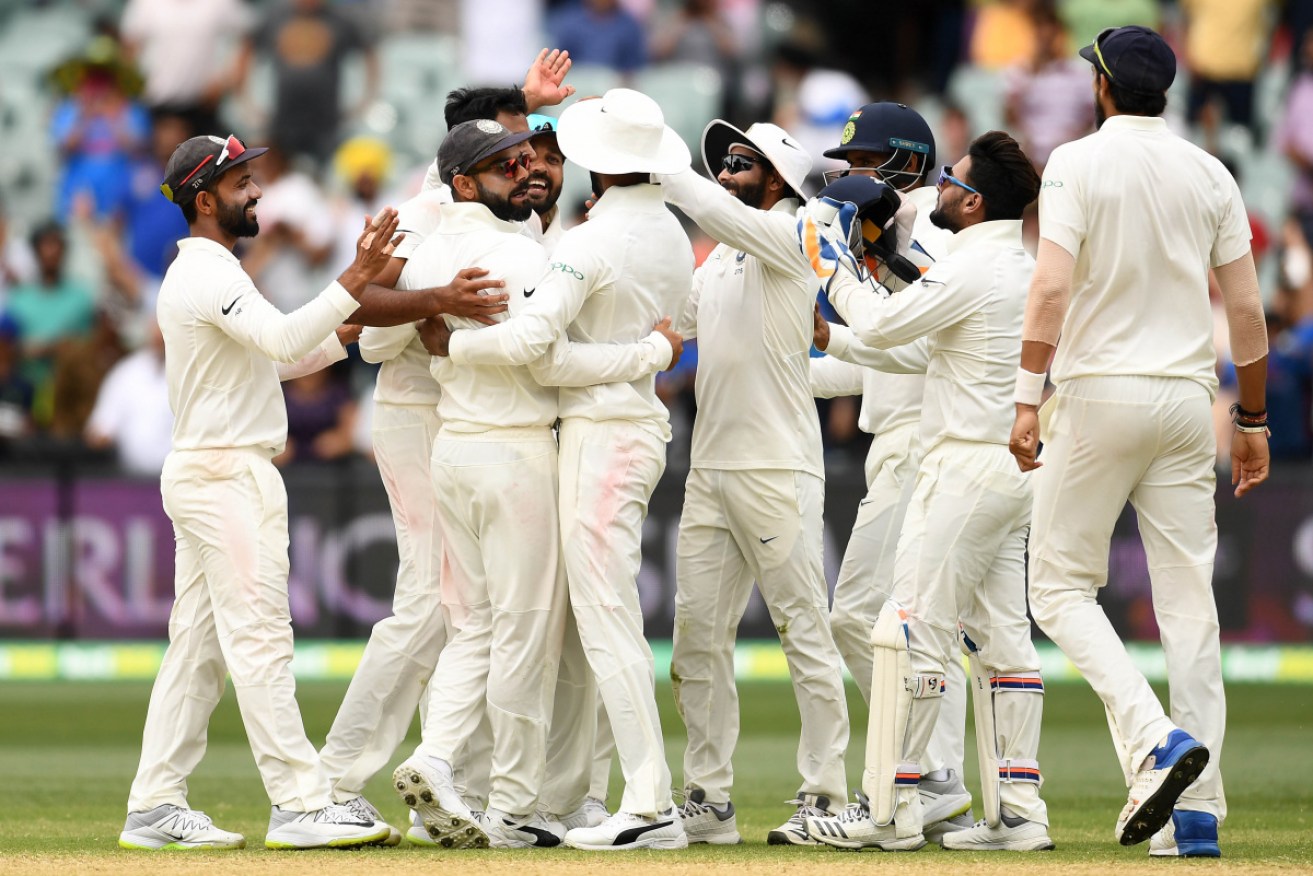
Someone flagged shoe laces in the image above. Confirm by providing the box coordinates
[836,799,873,825]
[784,798,828,823]
[343,797,381,821]
[312,803,371,824]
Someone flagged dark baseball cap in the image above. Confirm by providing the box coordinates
[438,119,537,185]
[1079,25,1176,95]
[160,134,267,204]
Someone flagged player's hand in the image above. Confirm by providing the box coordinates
[343,208,403,289]
[335,324,362,347]
[812,303,830,351]
[432,267,508,325]
[653,316,684,370]
[522,48,575,111]
[1231,429,1270,497]
[418,315,453,357]
[1009,404,1042,472]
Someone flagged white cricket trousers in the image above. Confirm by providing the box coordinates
[886,439,1045,824]
[417,428,566,817]
[129,447,334,813]
[557,418,673,817]
[319,403,449,802]
[1028,375,1225,820]
[830,422,968,778]
[673,467,849,806]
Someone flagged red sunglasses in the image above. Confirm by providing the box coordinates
[473,152,532,180]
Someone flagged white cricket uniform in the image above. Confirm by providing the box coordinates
[449,182,691,817]
[318,321,449,803]
[809,182,967,785]
[128,236,355,813]
[1028,115,1252,821]
[829,218,1046,826]
[658,168,848,807]
[399,202,560,818]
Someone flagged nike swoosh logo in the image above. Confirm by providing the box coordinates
[221,297,240,315]
[858,499,873,506]
[759,536,779,544]
[523,287,535,298]
[613,820,673,845]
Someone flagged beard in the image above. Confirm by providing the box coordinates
[476,178,533,223]
[1095,100,1107,128]
[929,204,963,234]
[217,196,259,238]
[720,176,767,209]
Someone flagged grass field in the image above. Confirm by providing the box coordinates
[2,674,1311,874]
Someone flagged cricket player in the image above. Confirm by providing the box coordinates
[120,133,406,851]
[656,120,849,845]
[1009,26,1269,857]
[430,88,694,851]
[809,101,974,840]
[801,133,1052,852]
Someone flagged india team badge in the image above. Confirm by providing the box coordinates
[840,109,861,146]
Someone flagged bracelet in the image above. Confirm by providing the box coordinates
[1229,402,1268,428]
[1013,367,1047,406]
[1234,422,1270,434]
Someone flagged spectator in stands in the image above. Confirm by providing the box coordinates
[1183,0,1276,144]
[49,308,127,439]
[0,206,36,311]
[50,36,151,221]
[278,363,358,466]
[84,319,172,474]
[548,0,647,76]
[120,0,251,132]
[238,0,379,166]
[1004,5,1095,168]
[969,0,1040,70]
[328,137,391,272]
[6,222,96,410]
[239,144,334,313]
[1057,0,1158,47]
[1277,30,1313,244]
[0,313,34,444]
[650,0,739,91]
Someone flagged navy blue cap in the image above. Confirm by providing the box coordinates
[1079,25,1176,95]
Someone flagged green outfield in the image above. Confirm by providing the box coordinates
[2,674,1311,874]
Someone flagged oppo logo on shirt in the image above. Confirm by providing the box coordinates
[549,262,585,280]
[1042,180,1064,188]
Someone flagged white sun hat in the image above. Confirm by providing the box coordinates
[556,88,691,175]
[701,120,813,200]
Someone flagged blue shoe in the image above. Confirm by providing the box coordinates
[1115,729,1209,846]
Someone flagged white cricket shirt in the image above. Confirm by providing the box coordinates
[827,219,1033,451]
[660,169,823,478]
[398,202,556,433]
[157,236,358,454]
[1039,114,1251,395]
[447,183,690,439]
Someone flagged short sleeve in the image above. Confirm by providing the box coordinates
[1211,170,1253,269]
[1036,144,1086,259]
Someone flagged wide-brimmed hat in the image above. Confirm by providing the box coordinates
[50,35,143,97]
[555,89,690,175]
[702,120,812,200]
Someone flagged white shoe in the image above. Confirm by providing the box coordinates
[563,809,689,850]
[804,795,925,852]
[1115,729,1209,846]
[341,795,401,846]
[919,769,973,827]
[924,811,974,846]
[406,811,438,847]
[119,804,245,850]
[1148,818,1177,857]
[483,809,566,848]
[550,797,609,831]
[392,756,488,849]
[767,793,835,845]
[942,815,1055,851]
[678,788,742,845]
[264,803,391,849]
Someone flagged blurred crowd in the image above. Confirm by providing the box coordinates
[1,0,1312,476]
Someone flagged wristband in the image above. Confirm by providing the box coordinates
[1013,367,1046,406]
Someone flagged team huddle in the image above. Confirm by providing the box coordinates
[117,26,1270,858]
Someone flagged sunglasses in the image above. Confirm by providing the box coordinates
[721,153,763,175]
[473,152,532,180]
[162,134,248,202]
[937,164,980,196]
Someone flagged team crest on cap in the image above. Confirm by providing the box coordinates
[476,119,504,134]
[841,121,856,145]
